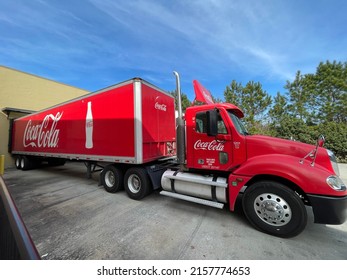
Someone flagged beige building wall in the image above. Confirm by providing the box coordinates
[0,65,88,168]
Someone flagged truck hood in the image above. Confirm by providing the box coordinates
[245,135,333,172]
[246,135,313,158]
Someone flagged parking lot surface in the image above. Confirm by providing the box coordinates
[3,162,347,260]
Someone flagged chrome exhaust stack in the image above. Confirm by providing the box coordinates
[173,71,186,169]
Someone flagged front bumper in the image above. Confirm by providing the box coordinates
[307,194,347,224]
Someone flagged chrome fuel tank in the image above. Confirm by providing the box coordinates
[161,170,227,203]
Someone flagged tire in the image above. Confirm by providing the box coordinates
[100,165,124,193]
[15,156,22,170]
[20,156,32,171]
[124,167,151,200]
[242,181,307,238]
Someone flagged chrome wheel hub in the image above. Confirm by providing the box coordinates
[105,171,115,187]
[254,193,292,226]
[128,174,141,194]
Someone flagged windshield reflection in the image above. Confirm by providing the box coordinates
[227,110,249,135]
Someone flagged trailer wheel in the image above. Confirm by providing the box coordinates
[124,167,151,200]
[15,156,22,169]
[242,181,307,238]
[20,156,32,171]
[101,165,124,193]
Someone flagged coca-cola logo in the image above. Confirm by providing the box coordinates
[201,88,214,104]
[23,112,63,148]
[194,140,225,151]
[155,102,167,112]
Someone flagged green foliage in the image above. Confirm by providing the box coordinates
[314,61,347,123]
[224,80,272,134]
[169,90,191,113]
[269,92,288,124]
[271,116,318,145]
[279,61,347,161]
[284,71,317,122]
[319,122,347,162]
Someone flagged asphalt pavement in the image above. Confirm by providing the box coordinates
[3,162,347,260]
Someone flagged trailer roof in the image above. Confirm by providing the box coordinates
[13,77,172,121]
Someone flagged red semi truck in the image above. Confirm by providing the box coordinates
[11,72,346,237]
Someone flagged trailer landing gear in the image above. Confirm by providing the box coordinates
[84,161,103,180]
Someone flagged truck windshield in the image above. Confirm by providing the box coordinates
[227,110,249,135]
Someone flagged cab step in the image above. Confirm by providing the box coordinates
[160,190,224,209]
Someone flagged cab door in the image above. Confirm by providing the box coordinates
[190,110,233,171]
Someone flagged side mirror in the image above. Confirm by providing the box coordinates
[207,110,218,137]
[317,135,325,147]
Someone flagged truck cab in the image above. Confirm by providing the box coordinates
[179,100,346,238]
[185,103,247,171]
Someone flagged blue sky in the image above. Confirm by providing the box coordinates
[1,0,346,101]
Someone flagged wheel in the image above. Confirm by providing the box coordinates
[100,165,124,193]
[15,156,22,169]
[20,156,32,171]
[242,181,307,238]
[124,167,151,200]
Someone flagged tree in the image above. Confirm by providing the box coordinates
[169,90,191,113]
[268,92,288,137]
[314,61,347,123]
[224,80,272,134]
[269,92,288,123]
[284,61,347,124]
[284,71,317,123]
[271,60,347,161]
[319,122,347,162]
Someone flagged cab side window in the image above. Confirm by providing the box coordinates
[217,115,227,134]
[196,111,227,134]
[196,112,207,133]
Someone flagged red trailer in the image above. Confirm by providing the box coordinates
[11,72,347,237]
[12,78,176,166]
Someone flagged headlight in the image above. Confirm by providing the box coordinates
[327,150,340,176]
[326,175,346,191]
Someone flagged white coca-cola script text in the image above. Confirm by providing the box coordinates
[155,102,167,111]
[23,112,63,148]
[194,140,225,151]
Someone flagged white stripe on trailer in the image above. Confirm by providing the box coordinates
[133,79,143,164]
[11,151,137,164]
